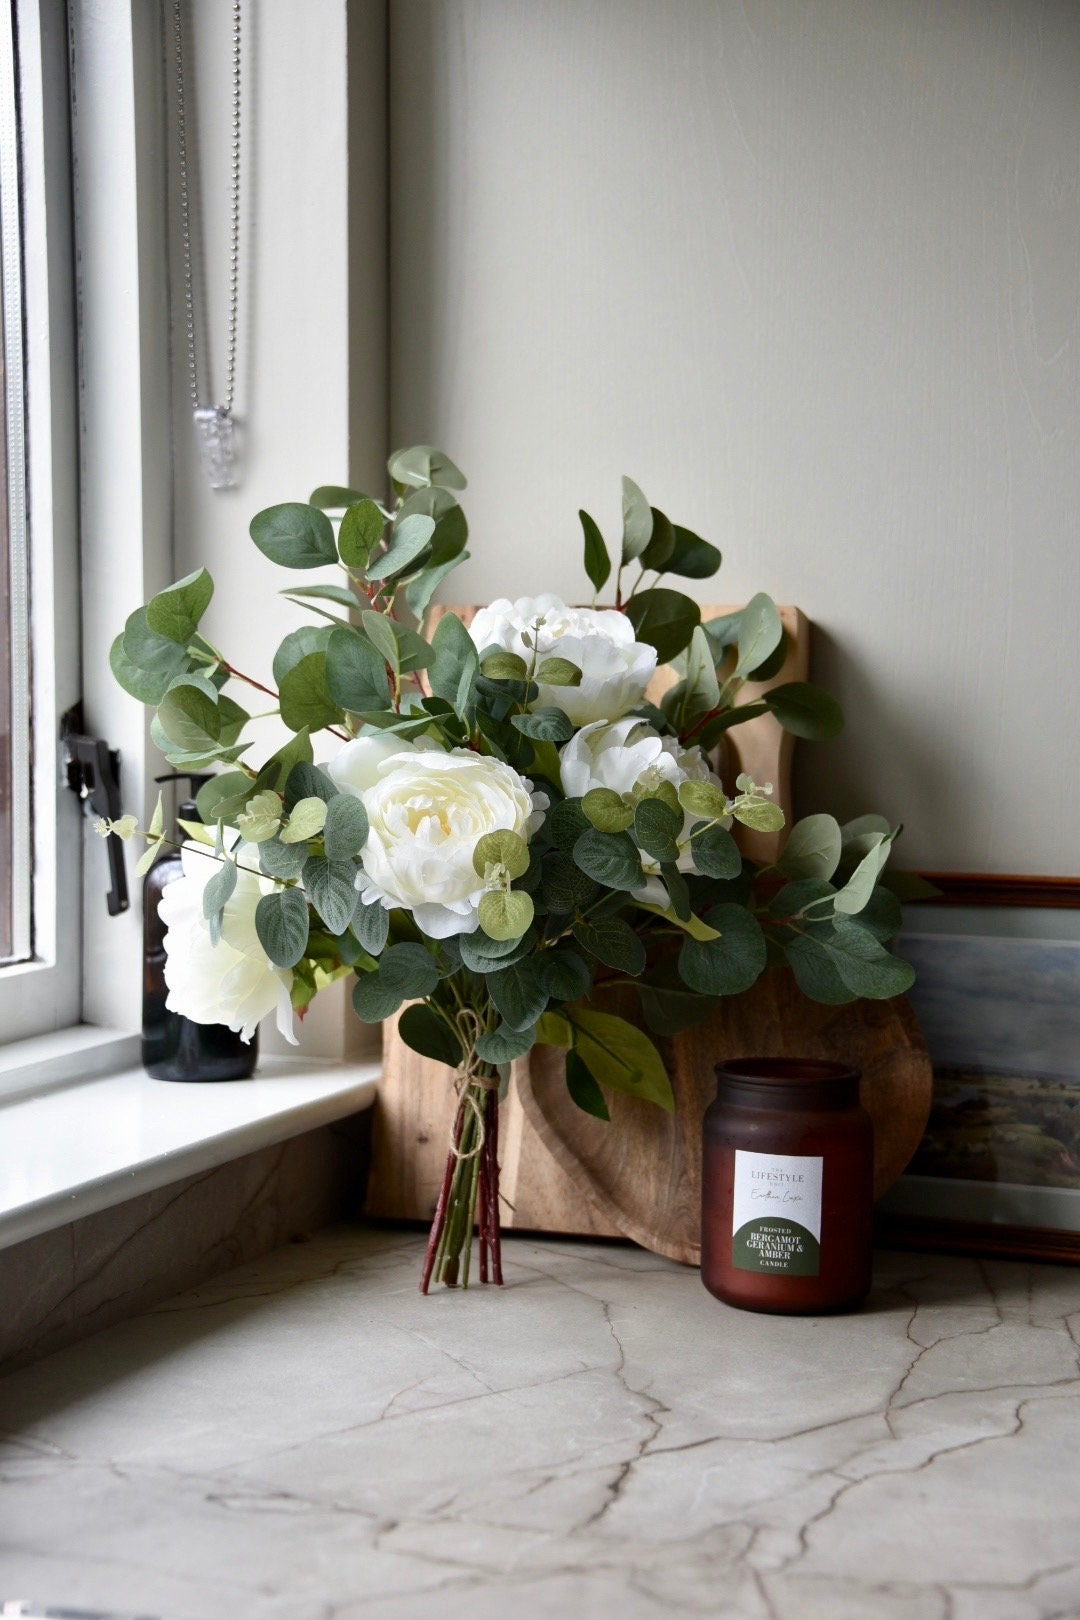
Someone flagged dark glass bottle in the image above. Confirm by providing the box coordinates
[142,775,258,1082]
[701,1058,873,1314]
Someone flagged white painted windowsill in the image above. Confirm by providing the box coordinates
[0,1041,380,1252]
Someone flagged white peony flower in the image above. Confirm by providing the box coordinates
[158,843,297,1045]
[561,716,729,880]
[332,736,547,938]
[467,593,656,726]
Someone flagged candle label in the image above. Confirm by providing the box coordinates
[732,1150,823,1275]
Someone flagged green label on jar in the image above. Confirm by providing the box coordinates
[732,1150,823,1276]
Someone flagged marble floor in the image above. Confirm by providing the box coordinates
[1,1227,1079,1620]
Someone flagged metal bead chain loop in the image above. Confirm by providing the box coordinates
[172,0,242,418]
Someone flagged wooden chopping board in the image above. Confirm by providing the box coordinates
[363,602,931,1258]
[518,978,932,1266]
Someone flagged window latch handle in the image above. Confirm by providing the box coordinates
[61,709,130,917]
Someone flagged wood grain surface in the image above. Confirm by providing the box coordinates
[519,978,932,1266]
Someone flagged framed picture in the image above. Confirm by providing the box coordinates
[876,875,1080,1263]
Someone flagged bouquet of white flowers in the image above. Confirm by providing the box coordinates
[108,446,914,1291]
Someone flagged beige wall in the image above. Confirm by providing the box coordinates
[389,0,1080,874]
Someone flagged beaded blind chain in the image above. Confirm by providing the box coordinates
[172,0,243,489]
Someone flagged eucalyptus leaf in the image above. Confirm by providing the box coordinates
[309,484,368,510]
[548,799,592,848]
[581,789,634,835]
[303,855,359,934]
[258,838,309,880]
[351,897,390,955]
[250,503,337,569]
[351,942,440,1022]
[146,568,213,645]
[202,857,237,945]
[486,960,549,1032]
[459,926,536,973]
[765,681,844,740]
[326,625,392,712]
[366,513,436,581]
[678,905,767,996]
[565,1049,610,1121]
[322,793,369,860]
[429,611,479,721]
[666,525,721,580]
[388,444,467,491]
[477,889,535,942]
[398,1003,462,1067]
[572,829,643,892]
[338,499,385,569]
[255,886,310,968]
[540,852,600,914]
[777,814,843,882]
[689,822,742,879]
[282,796,328,843]
[278,653,343,733]
[733,593,783,680]
[579,509,611,593]
[511,707,573,743]
[404,551,469,620]
[472,829,530,880]
[573,916,646,975]
[195,771,254,825]
[634,798,682,865]
[639,506,675,572]
[537,948,593,1002]
[283,762,339,810]
[476,1022,536,1064]
[567,1008,673,1112]
[620,475,653,565]
[624,587,701,663]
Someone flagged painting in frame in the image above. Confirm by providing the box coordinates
[877,874,1080,1264]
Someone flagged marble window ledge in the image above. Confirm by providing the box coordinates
[0,1052,380,1252]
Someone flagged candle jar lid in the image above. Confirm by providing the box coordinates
[714,1057,861,1110]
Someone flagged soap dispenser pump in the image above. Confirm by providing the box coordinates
[142,773,258,1082]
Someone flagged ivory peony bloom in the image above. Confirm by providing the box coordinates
[158,843,297,1044]
[467,594,656,726]
[331,736,547,938]
[561,716,729,879]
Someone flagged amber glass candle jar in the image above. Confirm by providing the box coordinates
[701,1059,873,1314]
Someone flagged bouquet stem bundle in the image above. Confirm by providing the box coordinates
[421,1074,503,1291]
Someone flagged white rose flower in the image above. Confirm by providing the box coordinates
[561,716,730,882]
[158,843,297,1044]
[467,593,656,726]
[334,737,548,938]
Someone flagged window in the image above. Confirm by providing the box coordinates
[0,0,82,1043]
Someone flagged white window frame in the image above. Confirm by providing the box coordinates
[0,0,83,1043]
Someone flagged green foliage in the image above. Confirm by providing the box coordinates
[477,889,535,941]
[766,681,844,740]
[582,789,634,834]
[146,569,213,645]
[473,830,530,880]
[367,513,435,581]
[565,1008,674,1113]
[202,856,236,947]
[309,484,368,510]
[620,475,653,565]
[352,942,440,1022]
[624,587,701,663]
[678,905,767,996]
[281,796,328,843]
[476,1022,536,1064]
[666,525,720,579]
[352,898,390,956]
[255,887,310,968]
[338,499,385,568]
[429,612,479,720]
[565,1049,610,1120]
[733,593,784,680]
[511,707,573,743]
[573,916,646,975]
[325,625,392,713]
[688,822,742,879]
[572,829,643,892]
[304,855,360,934]
[250,503,337,569]
[388,444,466,491]
[398,1003,462,1067]
[537,948,593,1002]
[579,509,611,593]
[777,814,843,882]
[283,762,339,810]
[486,960,549,1032]
[322,793,369,860]
[634,798,682,865]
